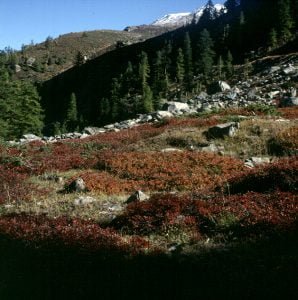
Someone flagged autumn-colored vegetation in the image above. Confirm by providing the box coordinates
[0,112,297,255]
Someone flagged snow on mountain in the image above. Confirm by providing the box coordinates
[151,3,225,27]
[151,12,193,27]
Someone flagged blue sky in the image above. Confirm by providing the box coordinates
[0,0,224,50]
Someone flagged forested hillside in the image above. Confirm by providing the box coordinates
[40,0,298,135]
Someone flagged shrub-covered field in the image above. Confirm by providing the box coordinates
[0,110,297,299]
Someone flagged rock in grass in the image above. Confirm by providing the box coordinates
[126,190,149,204]
[206,122,240,139]
[65,178,87,193]
[74,196,96,206]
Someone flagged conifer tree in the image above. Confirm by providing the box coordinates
[225,50,234,77]
[217,55,224,80]
[176,48,185,84]
[277,0,294,43]
[268,28,278,50]
[66,93,78,131]
[196,29,215,80]
[138,52,154,113]
[110,77,121,121]
[183,32,193,91]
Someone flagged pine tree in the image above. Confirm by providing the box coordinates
[217,55,224,79]
[138,51,150,92]
[66,93,78,131]
[110,77,121,121]
[183,32,193,91]
[277,0,294,43]
[75,51,85,66]
[138,52,154,113]
[176,48,185,84]
[268,28,278,50]
[225,50,234,77]
[196,29,215,80]
[142,85,153,113]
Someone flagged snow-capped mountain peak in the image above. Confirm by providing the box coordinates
[151,3,225,27]
[151,12,192,27]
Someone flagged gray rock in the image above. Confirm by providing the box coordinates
[218,81,231,91]
[126,190,149,204]
[83,127,106,135]
[66,178,87,193]
[166,102,190,113]
[74,196,96,206]
[207,122,240,139]
[26,57,36,66]
[283,65,297,75]
[161,148,183,152]
[139,114,153,123]
[104,124,115,130]
[200,143,218,153]
[22,134,42,141]
[14,64,21,73]
[155,111,173,119]
[245,157,271,168]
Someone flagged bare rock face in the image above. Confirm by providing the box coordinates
[126,190,149,204]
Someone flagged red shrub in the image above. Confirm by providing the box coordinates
[0,165,32,204]
[0,214,130,253]
[278,107,298,119]
[226,157,298,194]
[95,151,244,192]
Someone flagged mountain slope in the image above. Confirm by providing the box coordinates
[13,27,170,82]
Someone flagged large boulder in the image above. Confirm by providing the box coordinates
[154,111,173,119]
[206,122,240,139]
[208,81,231,94]
[65,178,87,193]
[126,190,149,204]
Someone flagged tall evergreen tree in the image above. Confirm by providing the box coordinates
[65,93,78,131]
[217,55,224,79]
[196,29,215,79]
[138,52,153,113]
[277,0,294,42]
[110,77,121,121]
[183,32,193,91]
[268,28,278,50]
[225,50,234,77]
[176,48,185,84]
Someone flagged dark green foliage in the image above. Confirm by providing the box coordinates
[75,51,84,66]
[183,32,193,91]
[277,0,294,42]
[196,29,215,79]
[176,48,185,84]
[225,50,234,77]
[0,65,44,139]
[65,93,79,131]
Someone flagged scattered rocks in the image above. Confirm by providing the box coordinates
[206,122,240,139]
[126,190,150,204]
